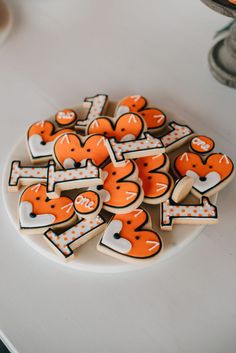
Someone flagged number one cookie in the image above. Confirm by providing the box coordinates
[44,215,106,259]
[76,94,109,129]
[106,132,165,167]
[160,196,218,230]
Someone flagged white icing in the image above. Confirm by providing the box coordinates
[101,220,132,254]
[115,105,129,117]
[28,134,54,157]
[186,170,221,192]
[19,201,55,228]
[120,134,136,142]
[63,158,75,169]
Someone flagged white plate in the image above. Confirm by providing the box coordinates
[0,1,12,46]
[2,112,217,273]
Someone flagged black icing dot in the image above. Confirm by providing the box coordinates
[41,131,44,134]
[132,104,136,108]
[97,185,103,190]
[30,212,36,218]
[135,236,140,240]
[71,148,75,152]
[36,197,40,200]
[209,165,213,169]
[127,220,131,224]
[199,176,207,182]
[116,186,120,190]
[144,163,148,167]
[148,176,152,180]
[113,233,121,239]
[192,164,196,168]
[40,141,46,146]
[112,171,116,175]
[87,148,91,152]
[51,205,55,209]
[74,161,81,168]
[121,128,125,131]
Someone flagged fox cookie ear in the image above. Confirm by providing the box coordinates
[97,208,162,263]
[174,152,234,198]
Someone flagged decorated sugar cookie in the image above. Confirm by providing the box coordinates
[74,190,102,219]
[53,133,109,169]
[97,208,162,263]
[160,196,218,231]
[171,176,194,203]
[174,152,234,198]
[55,109,77,127]
[8,161,47,192]
[86,113,145,141]
[46,160,103,198]
[19,184,76,233]
[114,95,167,132]
[76,94,109,129]
[105,132,165,167]
[27,120,73,163]
[160,121,194,152]
[189,135,215,155]
[135,154,174,204]
[44,215,106,260]
[90,160,144,214]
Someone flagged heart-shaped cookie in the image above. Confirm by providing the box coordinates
[114,95,166,132]
[86,113,145,141]
[53,133,110,169]
[27,120,73,163]
[174,152,234,198]
[136,154,173,204]
[98,208,162,262]
[19,183,76,233]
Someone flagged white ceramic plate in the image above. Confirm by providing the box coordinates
[2,112,217,273]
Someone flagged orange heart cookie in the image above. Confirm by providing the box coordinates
[115,95,166,132]
[86,113,145,141]
[53,133,109,169]
[97,208,162,263]
[27,120,73,163]
[19,183,76,233]
[174,152,234,198]
[136,154,174,204]
[90,160,144,214]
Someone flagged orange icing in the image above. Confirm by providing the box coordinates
[136,154,172,199]
[28,121,73,142]
[117,96,166,130]
[103,161,140,208]
[113,209,162,258]
[74,191,99,214]
[54,133,109,168]
[87,113,144,141]
[175,153,234,180]
[190,135,214,153]
[21,184,74,223]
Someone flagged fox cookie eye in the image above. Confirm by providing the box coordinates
[36,197,40,201]
[135,235,140,240]
[192,164,196,168]
[87,148,91,152]
[209,165,213,169]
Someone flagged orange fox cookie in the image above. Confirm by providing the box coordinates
[75,94,109,129]
[27,120,73,163]
[174,152,234,198]
[86,113,145,141]
[53,133,109,169]
[135,154,174,204]
[105,132,165,167]
[19,183,76,234]
[89,160,144,214]
[55,109,77,127]
[97,208,162,263]
[114,95,167,132]
[189,135,215,155]
[44,215,106,260]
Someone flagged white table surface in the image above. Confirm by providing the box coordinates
[0,1,236,352]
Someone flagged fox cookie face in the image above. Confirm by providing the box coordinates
[114,95,166,131]
[174,152,234,198]
[86,113,145,141]
[53,133,109,169]
[98,208,162,262]
[91,160,143,213]
[136,154,173,204]
[27,120,73,162]
[19,183,75,232]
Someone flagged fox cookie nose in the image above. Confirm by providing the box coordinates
[40,141,46,145]
[199,176,207,182]
[74,162,81,168]
[30,212,37,218]
[113,233,121,239]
